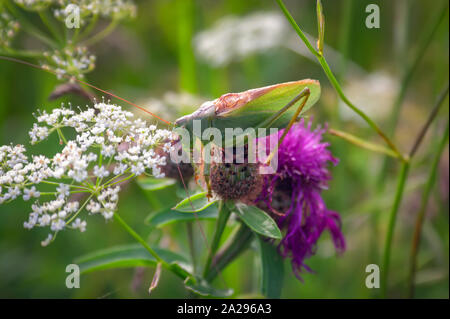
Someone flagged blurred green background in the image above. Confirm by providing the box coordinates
[0,0,448,298]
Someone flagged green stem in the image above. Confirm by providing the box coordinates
[0,49,44,58]
[409,84,449,158]
[38,10,63,45]
[206,224,254,282]
[82,20,118,47]
[203,200,231,278]
[275,0,321,59]
[113,213,188,280]
[176,0,197,93]
[336,0,353,82]
[5,0,58,48]
[276,0,402,158]
[388,2,448,137]
[408,120,449,298]
[56,127,67,144]
[381,162,410,298]
[65,194,94,225]
[378,2,448,184]
[328,128,401,159]
[75,15,99,43]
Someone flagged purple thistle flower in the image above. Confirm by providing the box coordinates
[255,119,345,280]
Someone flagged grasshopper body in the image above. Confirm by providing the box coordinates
[175,79,321,139]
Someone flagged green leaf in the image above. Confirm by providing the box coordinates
[173,192,218,213]
[137,177,176,191]
[75,244,190,274]
[258,236,284,298]
[146,204,219,227]
[185,277,234,298]
[234,204,282,239]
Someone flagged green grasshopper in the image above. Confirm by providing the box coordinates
[173,79,321,197]
[175,79,320,140]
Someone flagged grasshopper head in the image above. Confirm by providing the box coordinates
[174,99,217,127]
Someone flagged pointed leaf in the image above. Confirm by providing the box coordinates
[173,192,218,213]
[146,204,219,227]
[75,244,189,274]
[234,204,282,239]
[137,177,176,191]
[258,236,284,298]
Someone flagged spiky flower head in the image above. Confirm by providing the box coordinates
[209,145,262,202]
[255,119,345,279]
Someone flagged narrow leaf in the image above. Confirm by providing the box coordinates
[146,205,219,227]
[137,177,176,191]
[173,192,218,213]
[234,204,282,239]
[258,236,284,298]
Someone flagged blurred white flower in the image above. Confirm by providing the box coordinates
[0,11,20,48]
[194,12,289,67]
[53,0,136,22]
[13,0,53,11]
[42,46,96,80]
[339,72,399,124]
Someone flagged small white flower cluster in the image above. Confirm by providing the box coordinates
[194,12,289,67]
[1,102,175,246]
[42,46,96,80]
[0,11,20,48]
[339,72,399,124]
[54,0,136,21]
[13,0,53,11]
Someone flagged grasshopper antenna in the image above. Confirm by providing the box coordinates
[0,55,172,125]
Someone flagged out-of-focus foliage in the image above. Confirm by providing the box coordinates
[0,0,448,298]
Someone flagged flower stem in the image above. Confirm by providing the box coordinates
[276,0,402,158]
[38,10,63,45]
[381,162,410,298]
[409,84,449,158]
[408,120,449,298]
[82,20,118,47]
[328,128,402,159]
[5,0,58,48]
[387,2,448,137]
[113,213,188,280]
[205,224,254,282]
[377,2,448,185]
[203,200,231,278]
[176,0,197,93]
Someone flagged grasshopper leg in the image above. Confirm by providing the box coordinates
[264,87,311,165]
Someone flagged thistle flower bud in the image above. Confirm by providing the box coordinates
[209,145,262,202]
